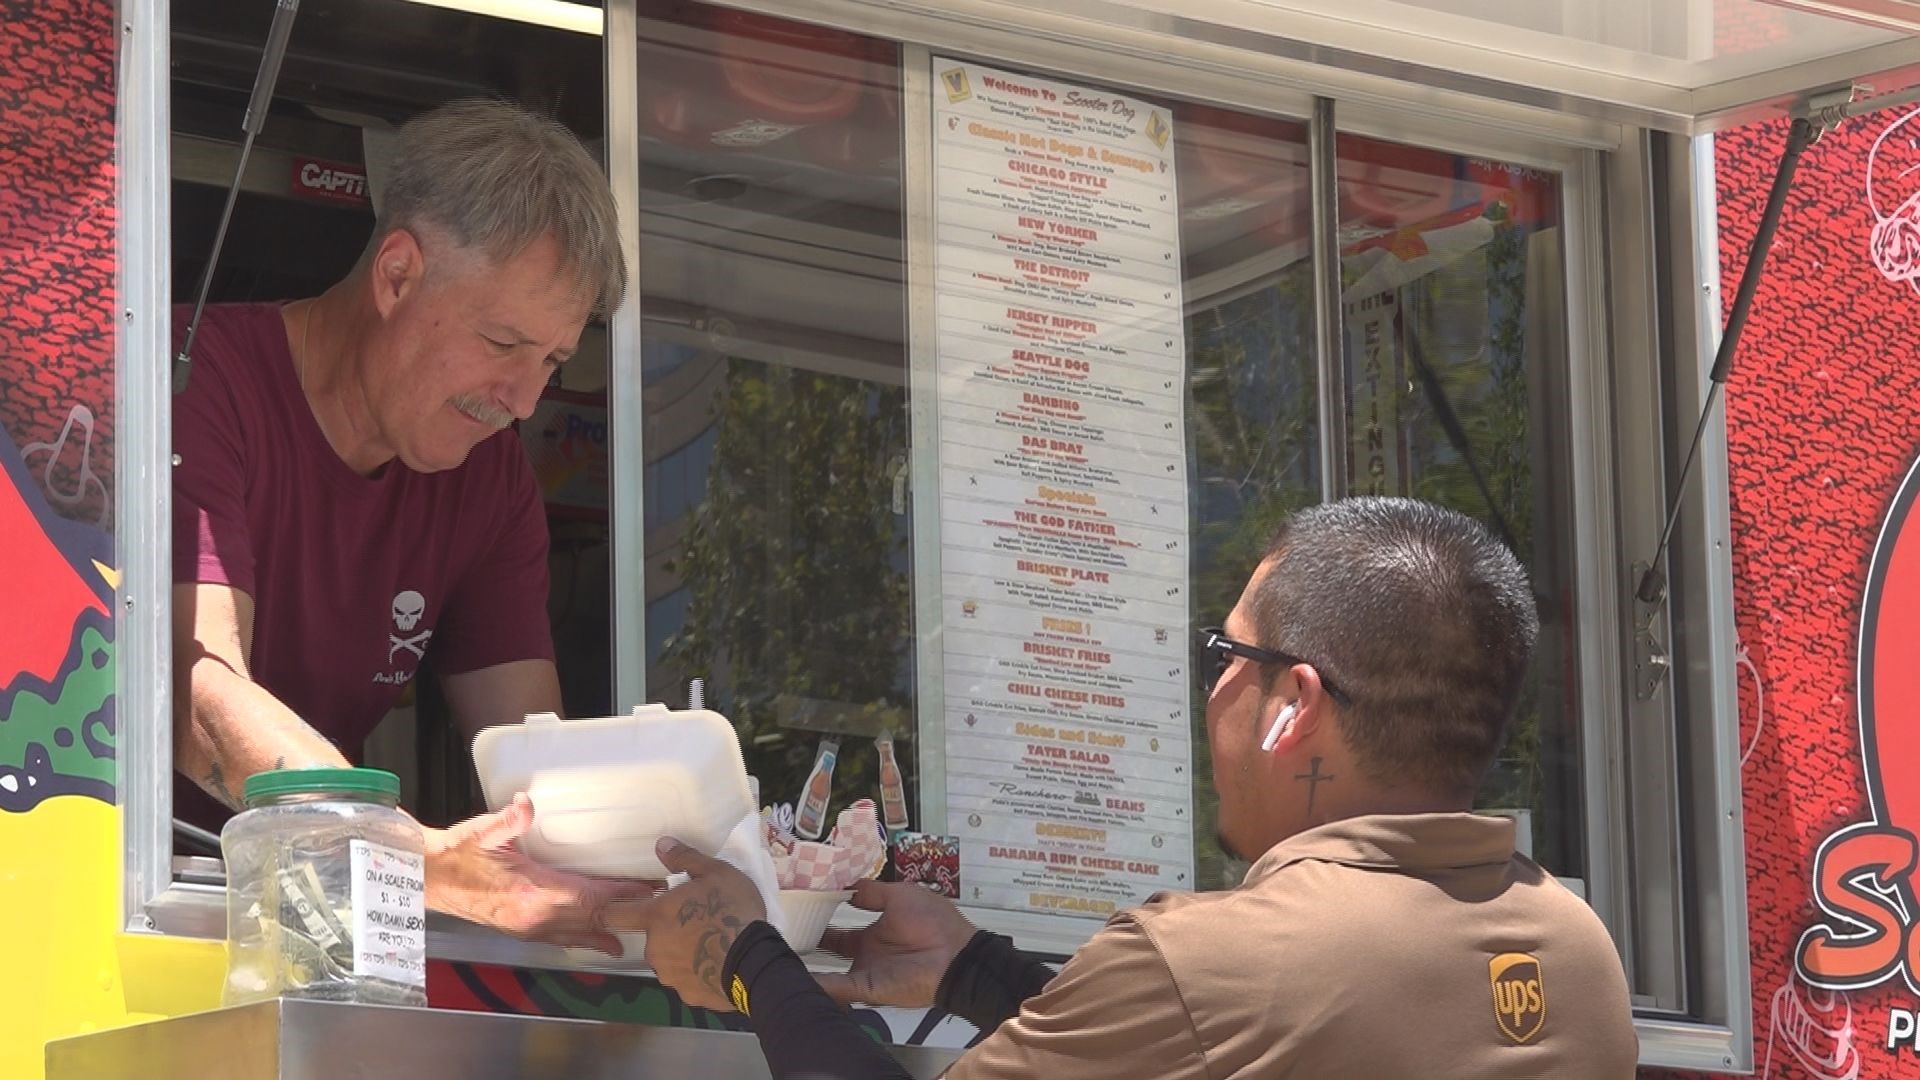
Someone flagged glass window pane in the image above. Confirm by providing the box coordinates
[637,4,914,816]
[1336,133,1581,879]
[1176,105,1320,892]
[631,22,1323,908]
[632,12,1579,920]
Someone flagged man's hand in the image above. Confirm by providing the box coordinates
[605,837,767,1012]
[425,793,659,956]
[814,880,978,1008]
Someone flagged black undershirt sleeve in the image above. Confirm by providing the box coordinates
[719,923,1059,1079]
[933,930,1058,1032]
[722,920,914,1080]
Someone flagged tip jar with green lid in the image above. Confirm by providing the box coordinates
[220,767,427,1007]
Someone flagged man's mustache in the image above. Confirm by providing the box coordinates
[450,394,512,430]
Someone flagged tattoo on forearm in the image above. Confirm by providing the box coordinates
[206,760,243,810]
[274,756,286,771]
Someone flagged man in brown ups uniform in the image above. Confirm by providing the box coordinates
[626,497,1640,1079]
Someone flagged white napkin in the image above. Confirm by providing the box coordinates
[707,806,790,940]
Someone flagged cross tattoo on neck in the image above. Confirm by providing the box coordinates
[1294,757,1334,818]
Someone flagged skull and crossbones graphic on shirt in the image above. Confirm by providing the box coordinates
[389,589,433,662]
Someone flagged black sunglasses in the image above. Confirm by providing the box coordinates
[1196,626,1351,706]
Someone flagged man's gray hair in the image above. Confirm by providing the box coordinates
[371,98,627,318]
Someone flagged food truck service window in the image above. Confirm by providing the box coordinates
[620,8,1601,955]
[135,0,619,919]
[116,0,1758,1064]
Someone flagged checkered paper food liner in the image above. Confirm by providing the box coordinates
[770,799,887,890]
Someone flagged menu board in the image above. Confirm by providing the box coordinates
[929,58,1194,919]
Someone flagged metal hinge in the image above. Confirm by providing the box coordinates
[1631,562,1670,701]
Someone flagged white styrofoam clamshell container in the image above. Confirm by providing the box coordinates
[472,705,754,880]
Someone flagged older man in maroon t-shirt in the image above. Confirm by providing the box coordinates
[171,99,644,956]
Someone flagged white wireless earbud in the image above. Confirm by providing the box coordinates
[1261,703,1298,753]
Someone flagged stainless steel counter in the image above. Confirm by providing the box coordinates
[46,998,963,1078]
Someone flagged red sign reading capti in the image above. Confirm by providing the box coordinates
[291,156,369,207]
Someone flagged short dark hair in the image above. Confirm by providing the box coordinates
[1251,497,1538,796]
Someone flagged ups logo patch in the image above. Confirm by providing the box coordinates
[1489,952,1546,1044]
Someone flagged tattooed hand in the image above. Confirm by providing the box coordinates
[607,837,768,1011]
